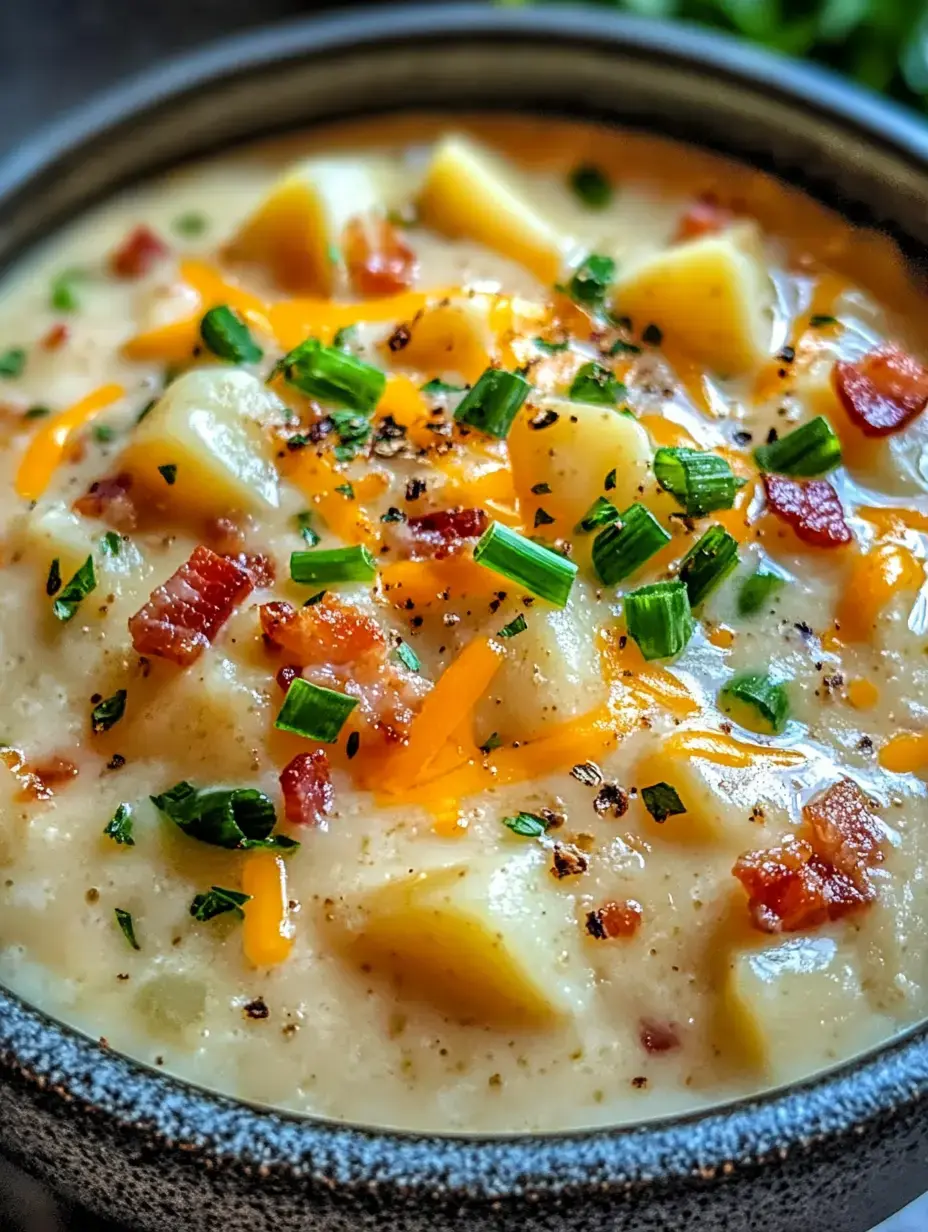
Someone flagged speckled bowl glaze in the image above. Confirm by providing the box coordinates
[2,7,928,1229]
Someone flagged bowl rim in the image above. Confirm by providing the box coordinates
[3,0,928,1196]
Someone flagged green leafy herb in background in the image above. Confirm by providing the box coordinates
[501,0,928,111]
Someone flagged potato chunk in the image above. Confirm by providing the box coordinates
[417,135,569,284]
[336,850,592,1026]
[509,397,652,543]
[227,156,404,294]
[16,502,96,578]
[119,368,282,518]
[611,224,775,375]
[721,935,889,1078]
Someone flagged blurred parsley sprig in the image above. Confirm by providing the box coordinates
[504,0,928,110]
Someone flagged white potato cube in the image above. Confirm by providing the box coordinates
[15,502,96,578]
[611,224,775,375]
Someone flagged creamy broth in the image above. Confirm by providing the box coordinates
[1,116,928,1133]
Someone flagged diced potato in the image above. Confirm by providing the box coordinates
[15,502,96,578]
[611,224,775,375]
[335,850,593,1026]
[476,581,606,741]
[119,368,283,519]
[133,973,207,1043]
[227,156,405,294]
[395,295,495,384]
[417,135,570,284]
[508,397,652,544]
[720,935,891,1077]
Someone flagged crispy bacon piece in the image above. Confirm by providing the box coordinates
[389,507,489,561]
[41,323,70,351]
[1,749,78,802]
[833,344,928,437]
[73,472,137,532]
[733,779,884,933]
[279,750,333,827]
[674,196,733,243]
[762,473,852,548]
[110,225,169,279]
[223,552,275,589]
[204,516,247,555]
[342,215,418,297]
[586,899,643,939]
[639,1019,680,1054]
[129,545,252,666]
[260,597,385,665]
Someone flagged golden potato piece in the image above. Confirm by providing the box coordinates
[338,851,592,1026]
[16,502,96,578]
[227,156,404,294]
[417,135,569,284]
[509,397,652,543]
[119,368,282,519]
[611,224,775,375]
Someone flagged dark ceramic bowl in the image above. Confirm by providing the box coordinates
[2,6,928,1230]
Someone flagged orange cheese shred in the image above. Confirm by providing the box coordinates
[281,449,385,548]
[268,287,458,351]
[846,678,879,710]
[660,729,805,769]
[836,541,923,643]
[600,629,699,719]
[380,556,501,608]
[15,383,125,502]
[242,852,293,968]
[878,732,928,775]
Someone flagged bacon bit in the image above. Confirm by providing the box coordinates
[833,344,928,437]
[639,1019,679,1054]
[41,323,70,351]
[674,196,733,242]
[276,664,301,693]
[279,750,333,827]
[586,899,642,939]
[110,225,169,279]
[204,516,246,555]
[73,472,137,532]
[128,545,252,666]
[389,507,489,561]
[223,552,275,589]
[733,779,884,933]
[343,215,418,298]
[762,473,852,548]
[551,842,589,879]
[1,748,79,802]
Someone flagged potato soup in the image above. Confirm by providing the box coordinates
[1,116,928,1133]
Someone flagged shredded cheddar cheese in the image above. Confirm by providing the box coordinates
[16,383,125,502]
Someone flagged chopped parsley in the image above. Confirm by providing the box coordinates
[50,268,88,313]
[114,908,140,951]
[497,614,528,639]
[334,482,355,499]
[172,211,208,237]
[24,405,51,420]
[151,780,299,852]
[604,468,617,491]
[569,164,613,209]
[157,464,177,485]
[103,803,135,846]
[809,313,837,328]
[189,886,251,922]
[421,377,466,395]
[91,689,127,734]
[93,424,116,443]
[533,337,570,354]
[641,781,686,823]
[329,407,374,462]
[380,506,406,523]
[566,254,616,312]
[502,811,552,838]
[45,558,62,597]
[295,510,320,547]
[533,507,555,528]
[569,362,625,406]
[642,323,664,346]
[101,531,122,556]
[479,732,503,754]
[0,348,26,378]
[52,556,96,622]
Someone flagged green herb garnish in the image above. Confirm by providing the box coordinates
[567,254,615,311]
[753,416,842,477]
[569,164,613,209]
[624,580,693,661]
[295,510,320,547]
[454,368,531,438]
[641,782,686,823]
[421,377,466,394]
[569,362,625,406]
[103,803,134,846]
[653,447,742,516]
[52,556,96,622]
[151,780,298,851]
[719,672,791,735]
[501,811,551,838]
[592,503,670,585]
[157,464,177,485]
[190,886,251,922]
[473,521,577,608]
[114,908,140,950]
[290,545,377,586]
[392,640,421,672]
[738,565,787,616]
[200,305,263,363]
[91,689,127,734]
[101,531,122,556]
[0,348,26,378]
[678,525,739,607]
[46,558,61,597]
[274,677,358,744]
[497,614,528,639]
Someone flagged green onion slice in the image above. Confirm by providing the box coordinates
[114,908,140,950]
[392,640,421,672]
[738,564,787,616]
[473,521,577,608]
[624,580,693,661]
[200,305,263,363]
[569,164,612,209]
[282,337,385,414]
[569,362,625,406]
[190,886,251,922]
[52,556,96,622]
[719,672,790,735]
[753,416,842,477]
[576,496,620,534]
[290,545,377,586]
[103,803,134,846]
[274,677,358,744]
[679,525,739,608]
[454,368,531,438]
[567,254,615,310]
[151,780,298,851]
[497,614,528,639]
[653,447,742,517]
[592,503,670,586]
[641,782,686,823]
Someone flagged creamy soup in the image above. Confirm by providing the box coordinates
[1,116,928,1134]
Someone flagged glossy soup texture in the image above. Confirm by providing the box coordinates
[1,116,928,1133]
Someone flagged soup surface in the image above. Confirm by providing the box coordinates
[1,116,928,1133]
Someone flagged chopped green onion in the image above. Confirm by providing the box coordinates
[473,521,577,608]
[103,803,134,846]
[421,377,465,394]
[46,558,61,597]
[151,780,297,851]
[295,510,320,547]
[567,254,615,311]
[502,811,551,838]
[52,556,96,622]
[190,886,251,922]
[738,565,787,616]
[274,677,358,744]
[592,503,670,585]
[678,525,739,607]
[172,211,208,237]
[290,545,377,586]
[199,305,263,363]
[533,337,569,354]
[157,463,177,485]
[753,416,842,477]
[282,337,385,413]
[101,531,122,556]
[642,323,663,346]
[719,672,790,735]
[624,580,693,661]
[392,640,421,672]
[576,496,620,534]
[653,447,742,516]
[641,782,686,823]
[497,614,528,639]
[454,368,530,438]
[114,908,140,950]
[569,164,612,209]
[809,314,837,328]
[329,407,373,462]
[91,689,127,734]
[568,362,625,406]
[0,348,26,378]
[24,405,51,420]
